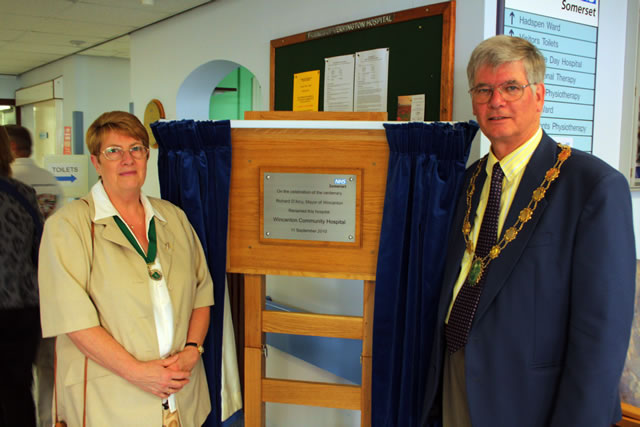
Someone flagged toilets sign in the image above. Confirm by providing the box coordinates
[502,0,599,153]
[44,154,89,197]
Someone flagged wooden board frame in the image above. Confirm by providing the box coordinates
[230,120,387,426]
[228,126,388,280]
[269,1,456,120]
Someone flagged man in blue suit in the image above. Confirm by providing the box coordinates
[422,35,636,426]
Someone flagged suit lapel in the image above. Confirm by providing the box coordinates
[474,134,558,323]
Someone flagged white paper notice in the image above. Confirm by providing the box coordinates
[410,94,425,121]
[354,48,389,112]
[324,54,355,111]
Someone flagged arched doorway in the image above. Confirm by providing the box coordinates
[176,60,261,120]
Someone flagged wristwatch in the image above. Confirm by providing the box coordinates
[185,342,204,355]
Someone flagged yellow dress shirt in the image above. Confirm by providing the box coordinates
[446,128,543,322]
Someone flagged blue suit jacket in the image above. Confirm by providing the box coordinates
[422,133,636,427]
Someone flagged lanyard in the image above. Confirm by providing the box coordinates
[113,216,163,280]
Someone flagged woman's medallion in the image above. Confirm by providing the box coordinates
[148,266,163,281]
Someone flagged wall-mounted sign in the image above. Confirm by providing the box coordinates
[44,154,89,198]
[501,0,599,152]
[262,171,357,243]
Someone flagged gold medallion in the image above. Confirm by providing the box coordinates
[148,266,163,281]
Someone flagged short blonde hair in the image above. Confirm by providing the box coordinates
[86,111,149,156]
[467,35,546,88]
[0,126,14,177]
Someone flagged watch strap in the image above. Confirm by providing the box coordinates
[185,342,204,354]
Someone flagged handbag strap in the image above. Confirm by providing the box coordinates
[54,200,94,427]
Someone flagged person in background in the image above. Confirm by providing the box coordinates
[38,111,214,426]
[6,124,63,219]
[0,125,44,427]
[6,123,63,427]
[422,35,636,427]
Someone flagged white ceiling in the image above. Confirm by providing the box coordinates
[0,0,212,76]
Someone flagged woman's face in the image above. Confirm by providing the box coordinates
[90,131,148,198]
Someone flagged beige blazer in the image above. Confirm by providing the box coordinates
[38,193,214,426]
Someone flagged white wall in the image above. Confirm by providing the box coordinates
[18,55,131,185]
[19,55,130,147]
[0,75,19,98]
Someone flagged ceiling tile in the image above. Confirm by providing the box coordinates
[0,0,213,75]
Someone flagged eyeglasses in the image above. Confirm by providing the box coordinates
[469,82,535,104]
[101,144,149,161]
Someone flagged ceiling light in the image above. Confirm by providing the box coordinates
[141,0,154,5]
[0,106,11,111]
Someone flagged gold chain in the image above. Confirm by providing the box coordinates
[462,143,572,286]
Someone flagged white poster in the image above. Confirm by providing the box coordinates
[324,54,355,112]
[354,48,389,112]
[409,94,425,121]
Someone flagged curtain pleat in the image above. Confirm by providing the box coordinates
[151,119,238,427]
[372,121,479,427]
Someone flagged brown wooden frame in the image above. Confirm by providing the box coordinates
[229,113,388,426]
[269,1,456,120]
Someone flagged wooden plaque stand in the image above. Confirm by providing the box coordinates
[228,116,389,426]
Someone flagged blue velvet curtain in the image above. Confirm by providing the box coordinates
[372,121,479,426]
[151,119,232,427]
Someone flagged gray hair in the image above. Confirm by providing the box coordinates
[467,35,546,88]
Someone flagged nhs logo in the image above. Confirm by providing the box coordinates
[334,178,347,185]
[580,0,596,4]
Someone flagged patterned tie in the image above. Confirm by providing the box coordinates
[445,162,504,354]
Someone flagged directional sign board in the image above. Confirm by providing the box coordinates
[501,0,599,152]
[44,154,89,198]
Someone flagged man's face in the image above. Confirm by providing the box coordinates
[471,61,544,157]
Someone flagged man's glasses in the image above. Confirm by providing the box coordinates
[469,82,534,104]
[101,144,149,161]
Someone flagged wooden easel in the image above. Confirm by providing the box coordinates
[228,112,388,426]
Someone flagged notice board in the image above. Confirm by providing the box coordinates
[270,1,456,121]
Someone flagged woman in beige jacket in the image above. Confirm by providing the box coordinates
[38,111,214,426]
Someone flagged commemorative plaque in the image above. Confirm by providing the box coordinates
[263,171,357,243]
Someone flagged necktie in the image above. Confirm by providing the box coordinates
[445,162,504,354]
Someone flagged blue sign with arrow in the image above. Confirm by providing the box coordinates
[56,174,77,183]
